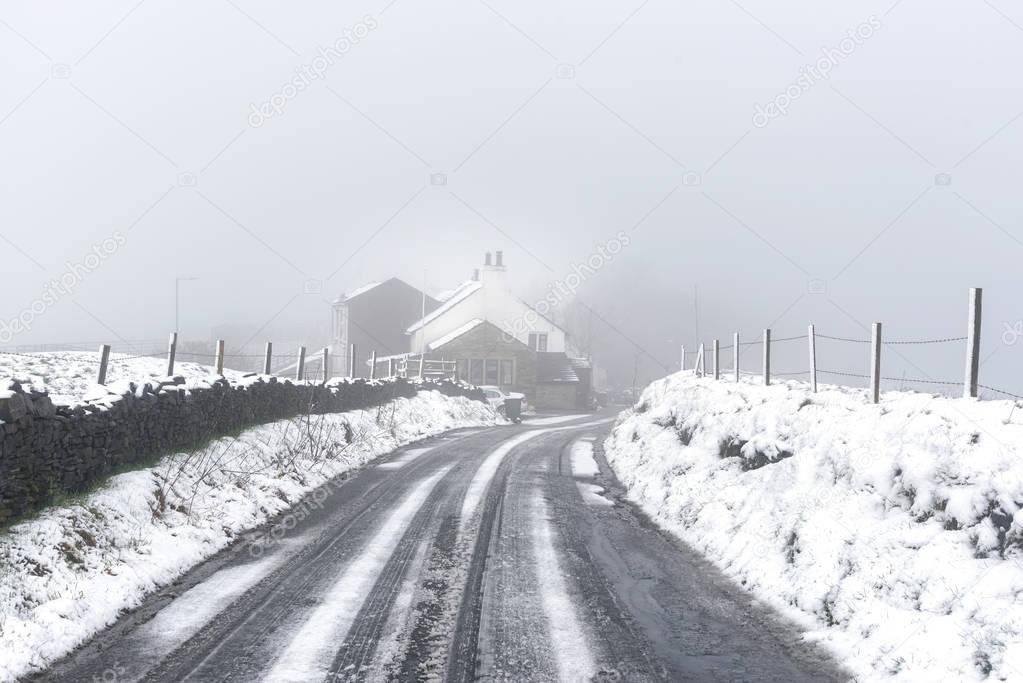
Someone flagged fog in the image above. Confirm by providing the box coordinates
[2,0,1021,393]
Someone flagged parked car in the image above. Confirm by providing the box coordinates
[480,386,526,419]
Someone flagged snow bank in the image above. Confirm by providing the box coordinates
[605,372,1023,682]
[0,391,498,681]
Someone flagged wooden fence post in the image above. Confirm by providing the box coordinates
[762,329,771,386]
[166,332,177,376]
[349,343,357,379]
[215,339,225,376]
[808,324,817,393]
[870,323,882,404]
[296,346,306,381]
[419,353,425,379]
[733,332,739,382]
[322,348,329,383]
[712,339,720,380]
[964,287,982,398]
[370,351,377,380]
[97,344,111,385]
[263,342,273,375]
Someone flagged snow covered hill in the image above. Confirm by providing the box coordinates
[605,372,1023,682]
[0,391,498,682]
[0,351,245,406]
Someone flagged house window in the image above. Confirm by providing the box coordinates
[470,359,484,384]
[485,359,500,385]
[528,333,548,351]
[500,359,514,385]
[456,359,469,382]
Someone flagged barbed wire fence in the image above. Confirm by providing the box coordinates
[680,288,1023,404]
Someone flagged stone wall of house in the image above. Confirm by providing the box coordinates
[425,321,538,400]
[0,376,484,525]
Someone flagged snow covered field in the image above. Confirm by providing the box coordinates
[0,351,245,405]
[0,390,498,682]
[605,371,1023,682]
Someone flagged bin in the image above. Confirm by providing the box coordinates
[503,397,522,423]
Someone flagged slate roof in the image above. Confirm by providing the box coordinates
[426,319,485,351]
[406,281,483,333]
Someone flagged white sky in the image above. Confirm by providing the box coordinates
[1,0,1021,391]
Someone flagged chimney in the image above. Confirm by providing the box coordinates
[472,268,480,281]
[484,252,492,266]
[495,250,504,267]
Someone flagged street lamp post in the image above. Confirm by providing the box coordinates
[175,277,199,333]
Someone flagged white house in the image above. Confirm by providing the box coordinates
[406,251,568,355]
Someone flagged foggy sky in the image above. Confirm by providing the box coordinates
[2,0,1022,392]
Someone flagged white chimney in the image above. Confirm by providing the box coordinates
[480,248,506,290]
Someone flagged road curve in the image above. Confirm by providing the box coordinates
[37,413,848,682]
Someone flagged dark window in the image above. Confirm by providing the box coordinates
[470,359,484,384]
[501,359,514,384]
[528,333,548,351]
[485,359,499,385]
[456,359,469,382]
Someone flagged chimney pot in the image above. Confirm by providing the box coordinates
[485,252,492,266]
[496,250,504,267]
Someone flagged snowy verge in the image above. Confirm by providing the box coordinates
[604,372,1023,682]
[0,390,498,682]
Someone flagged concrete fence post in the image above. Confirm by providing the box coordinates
[388,357,395,378]
[696,343,705,377]
[166,332,177,377]
[680,345,685,372]
[322,348,329,384]
[870,323,882,404]
[263,342,273,375]
[349,343,357,379]
[763,329,771,386]
[808,324,817,393]
[419,354,425,379]
[215,339,225,376]
[370,350,377,380]
[964,287,982,398]
[733,332,740,382]
[712,339,720,380]
[97,344,111,385]
[296,346,306,381]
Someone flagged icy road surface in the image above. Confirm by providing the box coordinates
[39,413,846,682]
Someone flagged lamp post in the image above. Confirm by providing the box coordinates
[175,277,199,333]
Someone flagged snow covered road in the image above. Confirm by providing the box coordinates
[37,414,846,682]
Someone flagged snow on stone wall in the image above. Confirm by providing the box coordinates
[0,375,483,524]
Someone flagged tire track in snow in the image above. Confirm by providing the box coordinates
[263,465,453,682]
[532,483,599,681]
[457,420,612,538]
[458,429,549,536]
